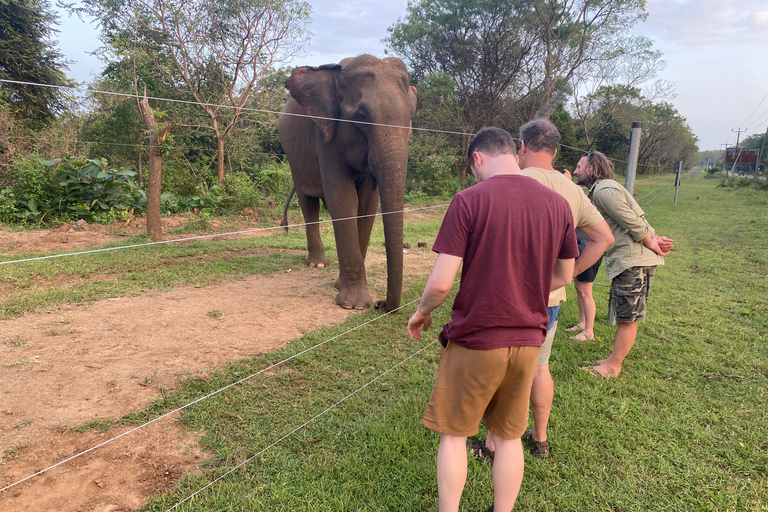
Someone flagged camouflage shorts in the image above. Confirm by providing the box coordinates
[608,266,656,325]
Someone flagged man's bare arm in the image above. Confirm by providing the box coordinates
[407,253,463,339]
[552,257,575,291]
[642,233,673,256]
[573,220,614,277]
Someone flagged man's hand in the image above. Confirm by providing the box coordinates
[643,233,673,256]
[407,309,433,339]
[657,235,674,255]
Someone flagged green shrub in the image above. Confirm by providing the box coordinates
[226,171,261,210]
[0,187,18,223]
[406,153,463,197]
[250,162,293,206]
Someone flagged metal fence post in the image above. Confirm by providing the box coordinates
[625,121,642,194]
[674,161,682,205]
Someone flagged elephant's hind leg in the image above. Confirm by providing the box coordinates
[297,192,327,268]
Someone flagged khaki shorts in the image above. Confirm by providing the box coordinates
[422,340,540,440]
[608,266,655,325]
[537,320,557,366]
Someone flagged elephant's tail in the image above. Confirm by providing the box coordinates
[281,185,296,232]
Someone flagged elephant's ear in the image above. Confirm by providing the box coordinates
[286,64,342,144]
[408,84,418,117]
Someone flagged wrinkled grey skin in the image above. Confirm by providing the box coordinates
[278,55,417,312]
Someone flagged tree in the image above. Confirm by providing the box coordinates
[78,0,311,184]
[0,0,71,129]
[386,0,539,135]
[528,0,648,118]
[570,38,674,148]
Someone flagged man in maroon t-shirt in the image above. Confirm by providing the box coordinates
[407,127,578,512]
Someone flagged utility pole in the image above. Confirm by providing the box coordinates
[732,128,747,147]
[625,121,642,194]
[674,161,682,205]
[721,143,731,175]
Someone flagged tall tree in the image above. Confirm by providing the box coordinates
[0,0,71,129]
[529,0,647,118]
[78,0,311,184]
[386,0,539,135]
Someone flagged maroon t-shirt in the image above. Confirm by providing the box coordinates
[433,174,578,350]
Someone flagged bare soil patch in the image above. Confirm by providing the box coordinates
[0,222,436,511]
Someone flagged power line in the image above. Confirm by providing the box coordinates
[739,90,768,127]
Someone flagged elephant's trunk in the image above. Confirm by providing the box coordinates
[370,142,408,312]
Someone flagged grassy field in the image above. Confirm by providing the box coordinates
[5,174,768,510]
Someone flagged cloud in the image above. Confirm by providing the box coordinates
[300,0,408,65]
[644,0,768,45]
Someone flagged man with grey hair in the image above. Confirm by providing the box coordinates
[469,119,613,461]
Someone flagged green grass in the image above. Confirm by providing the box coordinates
[6,178,768,510]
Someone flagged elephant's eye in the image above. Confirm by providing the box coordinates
[353,110,367,122]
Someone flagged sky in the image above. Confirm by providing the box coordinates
[53,0,768,151]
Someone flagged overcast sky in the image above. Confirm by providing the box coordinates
[55,0,768,151]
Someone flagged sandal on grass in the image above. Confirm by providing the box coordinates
[571,331,595,341]
[466,438,494,464]
[523,429,550,459]
[565,323,584,332]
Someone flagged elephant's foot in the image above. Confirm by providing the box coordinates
[305,254,327,268]
[334,277,341,290]
[335,285,372,310]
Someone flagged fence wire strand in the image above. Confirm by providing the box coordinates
[165,334,445,511]
[0,294,427,495]
[0,204,449,266]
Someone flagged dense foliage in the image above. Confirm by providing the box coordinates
[0,0,708,228]
[0,0,71,129]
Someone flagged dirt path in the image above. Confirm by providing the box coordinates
[0,222,436,511]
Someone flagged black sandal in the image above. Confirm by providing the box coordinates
[466,438,494,464]
[523,429,550,459]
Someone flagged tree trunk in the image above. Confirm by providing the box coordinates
[138,95,170,242]
[217,136,225,185]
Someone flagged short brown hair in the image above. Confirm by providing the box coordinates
[585,151,614,181]
[519,119,560,155]
[467,127,517,162]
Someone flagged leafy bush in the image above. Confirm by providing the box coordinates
[249,162,293,206]
[406,153,463,197]
[0,187,18,223]
[46,157,145,220]
[226,171,261,210]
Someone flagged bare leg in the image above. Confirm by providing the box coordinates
[529,364,553,442]
[574,280,587,331]
[574,280,596,338]
[437,434,467,512]
[591,321,637,377]
[491,435,525,512]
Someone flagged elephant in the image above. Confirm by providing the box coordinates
[278,55,418,312]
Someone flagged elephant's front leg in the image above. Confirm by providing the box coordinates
[326,186,372,310]
[297,192,327,268]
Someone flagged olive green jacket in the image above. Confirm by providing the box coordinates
[588,179,664,280]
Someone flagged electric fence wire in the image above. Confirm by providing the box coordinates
[0,204,450,266]
[0,134,287,157]
[165,333,447,511]
[0,77,660,170]
[0,293,429,495]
